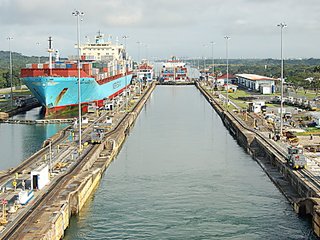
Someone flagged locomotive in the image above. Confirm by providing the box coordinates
[287,145,307,170]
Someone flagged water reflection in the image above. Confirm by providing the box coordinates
[64,86,317,239]
[0,107,69,170]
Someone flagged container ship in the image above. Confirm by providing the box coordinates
[160,56,188,82]
[20,32,133,117]
[135,59,154,83]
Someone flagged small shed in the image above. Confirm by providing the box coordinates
[248,100,265,113]
[223,84,238,92]
[30,164,49,190]
[259,84,272,95]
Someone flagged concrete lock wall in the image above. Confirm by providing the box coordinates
[195,82,320,237]
[32,82,157,239]
[18,82,320,238]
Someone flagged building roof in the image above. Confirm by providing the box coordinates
[217,73,236,79]
[236,74,277,81]
[223,83,238,87]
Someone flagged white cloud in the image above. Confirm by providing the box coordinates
[0,0,320,59]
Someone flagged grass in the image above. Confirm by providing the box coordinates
[290,90,320,100]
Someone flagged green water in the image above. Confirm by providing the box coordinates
[64,86,316,239]
[0,107,69,170]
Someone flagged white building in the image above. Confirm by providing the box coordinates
[30,164,49,190]
[236,74,278,94]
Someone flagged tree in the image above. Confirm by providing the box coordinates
[312,67,320,95]
[300,79,311,94]
[286,76,303,93]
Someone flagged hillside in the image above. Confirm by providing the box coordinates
[1,50,320,89]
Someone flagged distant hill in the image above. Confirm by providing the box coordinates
[1,50,320,89]
[0,50,49,70]
[186,58,320,79]
[0,51,67,89]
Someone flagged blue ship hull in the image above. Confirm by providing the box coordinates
[21,74,133,114]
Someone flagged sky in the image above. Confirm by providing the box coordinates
[1,0,320,62]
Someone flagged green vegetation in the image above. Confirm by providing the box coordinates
[0,50,47,89]
[188,58,320,97]
[296,128,320,135]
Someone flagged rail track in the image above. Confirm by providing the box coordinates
[198,82,320,194]
[0,125,72,188]
[1,83,156,239]
[1,118,124,239]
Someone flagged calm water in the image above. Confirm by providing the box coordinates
[64,86,316,239]
[0,107,69,171]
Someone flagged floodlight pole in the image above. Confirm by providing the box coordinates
[72,9,84,151]
[210,41,215,89]
[36,42,41,64]
[278,22,287,137]
[225,36,230,110]
[7,37,13,107]
[137,41,141,95]
[123,36,129,111]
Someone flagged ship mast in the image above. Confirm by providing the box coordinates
[47,36,54,75]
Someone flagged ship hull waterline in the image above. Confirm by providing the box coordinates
[21,74,133,118]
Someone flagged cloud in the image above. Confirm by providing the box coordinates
[0,0,320,59]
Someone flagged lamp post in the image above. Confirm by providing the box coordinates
[203,45,207,76]
[146,45,149,85]
[146,45,149,64]
[72,9,84,151]
[49,140,52,174]
[137,41,141,66]
[36,42,41,64]
[123,35,129,111]
[137,41,141,95]
[278,22,287,137]
[7,37,13,107]
[224,36,230,110]
[197,57,200,70]
[210,41,215,89]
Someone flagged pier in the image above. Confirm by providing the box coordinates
[0,82,156,239]
[1,80,320,237]
[0,118,74,124]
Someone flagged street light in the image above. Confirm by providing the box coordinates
[146,45,149,65]
[278,22,287,137]
[225,36,230,110]
[36,42,41,64]
[7,37,13,107]
[72,9,84,151]
[146,45,149,84]
[137,41,142,95]
[210,41,215,89]
[203,44,207,74]
[123,35,129,111]
[137,41,141,66]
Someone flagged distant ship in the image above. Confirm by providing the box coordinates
[135,59,154,83]
[20,32,133,117]
[160,56,188,82]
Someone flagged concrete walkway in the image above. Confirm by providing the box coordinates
[0,85,27,94]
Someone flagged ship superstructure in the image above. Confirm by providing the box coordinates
[160,56,188,82]
[21,32,133,117]
[135,59,154,83]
